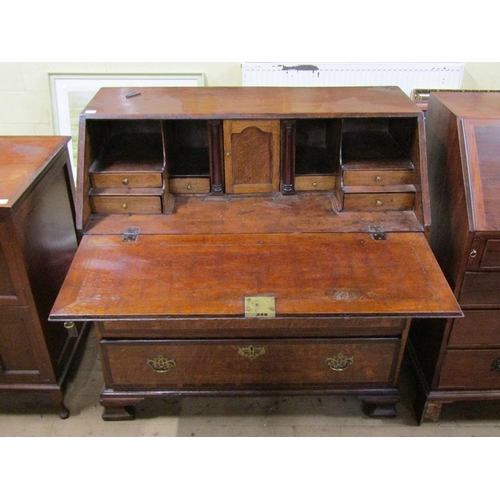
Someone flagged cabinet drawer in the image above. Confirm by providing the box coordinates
[90,172,163,188]
[439,349,500,389]
[90,196,162,214]
[343,170,414,186]
[102,339,399,389]
[169,177,210,194]
[294,175,336,191]
[480,239,500,269]
[343,192,415,211]
[460,272,500,307]
[98,317,407,339]
[449,310,500,347]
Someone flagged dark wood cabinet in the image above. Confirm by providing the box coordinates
[0,137,87,417]
[408,92,500,422]
[49,87,460,421]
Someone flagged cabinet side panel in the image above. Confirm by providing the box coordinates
[426,95,470,290]
[12,151,79,374]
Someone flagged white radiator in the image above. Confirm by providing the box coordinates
[242,62,464,96]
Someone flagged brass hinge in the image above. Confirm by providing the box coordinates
[122,227,140,242]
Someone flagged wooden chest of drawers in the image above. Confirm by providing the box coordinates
[408,92,500,422]
[49,87,460,421]
[0,137,87,417]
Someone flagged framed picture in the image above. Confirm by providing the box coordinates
[49,73,205,177]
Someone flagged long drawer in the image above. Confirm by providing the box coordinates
[101,338,399,389]
[439,348,500,389]
[97,317,407,340]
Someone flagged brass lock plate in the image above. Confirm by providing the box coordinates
[244,296,276,318]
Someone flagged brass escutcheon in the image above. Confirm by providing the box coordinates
[238,345,266,360]
[147,355,176,373]
[326,353,354,371]
[491,358,500,374]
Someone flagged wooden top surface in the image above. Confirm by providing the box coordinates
[81,86,421,119]
[0,136,69,210]
[430,91,500,119]
[461,119,500,231]
[50,232,461,321]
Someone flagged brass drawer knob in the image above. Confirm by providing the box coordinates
[121,203,128,209]
[312,181,318,187]
[376,200,383,206]
[238,345,266,360]
[375,176,382,182]
[187,184,192,190]
[122,178,129,185]
[470,249,477,258]
[326,353,353,371]
[147,355,176,373]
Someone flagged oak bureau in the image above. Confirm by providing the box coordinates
[409,91,500,422]
[49,87,461,421]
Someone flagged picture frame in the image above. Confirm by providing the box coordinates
[49,73,205,177]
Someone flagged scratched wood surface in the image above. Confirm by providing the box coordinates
[50,232,461,320]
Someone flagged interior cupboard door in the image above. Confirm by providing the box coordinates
[223,120,280,193]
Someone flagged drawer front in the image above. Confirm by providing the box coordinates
[294,175,336,191]
[343,170,414,186]
[98,317,407,339]
[448,310,500,348]
[343,192,415,211]
[90,196,162,214]
[90,172,163,188]
[169,177,210,194]
[439,349,500,389]
[460,272,500,307]
[480,239,500,269]
[102,339,399,389]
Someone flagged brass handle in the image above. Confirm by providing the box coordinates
[375,176,382,182]
[326,353,353,371]
[122,178,129,185]
[147,355,176,373]
[470,249,477,258]
[121,203,128,209]
[376,200,383,206]
[226,151,231,157]
[238,345,266,360]
[312,182,318,187]
[187,184,192,190]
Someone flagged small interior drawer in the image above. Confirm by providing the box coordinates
[101,338,399,389]
[439,348,500,389]
[343,169,414,186]
[90,172,163,188]
[294,175,336,191]
[90,196,162,214]
[169,177,210,194]
[343,192,415,211]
